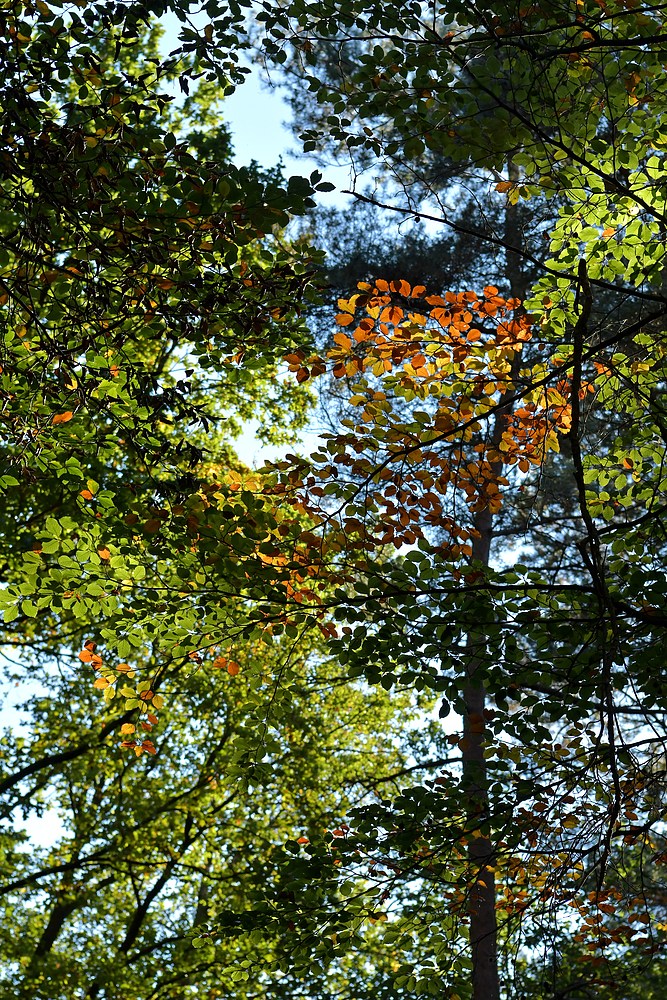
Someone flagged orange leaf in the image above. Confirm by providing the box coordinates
[380,305,403,325]
[227,661,240,676]
[390,279,411,297]
[93,677,110,689]
[602,227,616,238]
[333,332,352,350]
[335,313,355,326]
[495,182,514,193]
[97,547,111,560]
[52,411,73,425]
[120,723,136,735]
[80,489,94,500]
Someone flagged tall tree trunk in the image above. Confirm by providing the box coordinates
[464,506,500,1000]
[462,162,526,1000]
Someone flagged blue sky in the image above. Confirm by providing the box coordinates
[158,14,353,466]
[160,12,354,200]
[222,65,338,464]
[222,59,353,195]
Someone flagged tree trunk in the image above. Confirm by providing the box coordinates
[461,162,526,1000]
[463,504,500,1000]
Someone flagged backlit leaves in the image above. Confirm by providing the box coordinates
[281,280,572,554]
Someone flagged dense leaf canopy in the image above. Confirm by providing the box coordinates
[3,1,667,998]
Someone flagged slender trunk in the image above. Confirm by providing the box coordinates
[86,815,195,998]
[464,505,499,1000]
[120,813,195,955]
[193,868,210,927]
[462,163,526,1000]
[23,874,114,996]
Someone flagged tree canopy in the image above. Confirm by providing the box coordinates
[3,1,667,998]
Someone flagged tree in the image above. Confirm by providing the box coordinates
[5,2,667,998]
[237,266,667,997]
[255,0,667,339]
[0,1,325,704]
[1,622,422,999]
[0,8,447,998]
[243,2,667,995]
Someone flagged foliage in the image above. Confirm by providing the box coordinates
[235,270,667,997]
[1,623,425,999]
[245,2,667,994]
[257,0,667,314]
[4,1,667,999]
[0,0,326,709]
